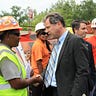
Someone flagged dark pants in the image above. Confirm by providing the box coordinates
[93,84,96,96]
[43,86,58,96]
[30,84,43,96]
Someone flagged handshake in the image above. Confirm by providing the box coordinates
[29,74,43,86]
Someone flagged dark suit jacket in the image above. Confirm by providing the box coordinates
[84,41,96,89]
[56,32,89,96]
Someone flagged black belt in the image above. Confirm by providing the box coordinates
[48,86,57,89]
[48,86,58,96]
[43,86,58,96]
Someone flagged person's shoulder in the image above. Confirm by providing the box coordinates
[67,31,81,40]
[32,39,43,49]
[85,41,92,46]
[86,36,96,42]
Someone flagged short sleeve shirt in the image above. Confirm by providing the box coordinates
[0,57,21,80]
[31,39,50,75]
[86,36,96,64]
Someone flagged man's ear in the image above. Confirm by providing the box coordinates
[74,28,78,34]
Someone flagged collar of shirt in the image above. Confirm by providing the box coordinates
[58,30,68,47]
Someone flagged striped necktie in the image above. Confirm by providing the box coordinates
[44,41,59,87]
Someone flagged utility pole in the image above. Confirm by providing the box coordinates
[28,7,34,31]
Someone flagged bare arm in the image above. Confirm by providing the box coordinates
[8,75,43,89]
[0,58,43,90]
[36,59,43,74]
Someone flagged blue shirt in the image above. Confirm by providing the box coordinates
[51,30,68,87]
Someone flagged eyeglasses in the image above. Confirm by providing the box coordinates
[92,28,96,30]
[9,32,20,36]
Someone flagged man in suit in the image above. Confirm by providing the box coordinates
[71,20,96,96]
[43,12,90,96]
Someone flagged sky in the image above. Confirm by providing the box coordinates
[0,0,95,14]
[0,0,58,14]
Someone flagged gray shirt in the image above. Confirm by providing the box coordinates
[0,57,21,80]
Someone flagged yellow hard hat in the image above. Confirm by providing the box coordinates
[66,27,73,34]
[0,16,22,32]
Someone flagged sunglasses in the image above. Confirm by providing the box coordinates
[93,28,96,30]
[9,32,20,36]
[40,32,48,35]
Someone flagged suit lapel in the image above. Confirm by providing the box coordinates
[57,32,71,66]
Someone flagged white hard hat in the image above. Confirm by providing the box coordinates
[91,18,96,28]
[35,22,45,32]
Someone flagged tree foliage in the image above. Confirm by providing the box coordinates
[0,0,96,30]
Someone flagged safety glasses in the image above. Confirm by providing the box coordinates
[8,29,20,36]
[10,32,20,36]
[40,32,48,35]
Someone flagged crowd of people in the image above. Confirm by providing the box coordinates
[0,12,96,96]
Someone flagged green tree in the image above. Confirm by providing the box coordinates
[10,6,29,25]
[79,0,96,21]
[47,0,74,26]
[0,11,11,16]
[0,0,96,30]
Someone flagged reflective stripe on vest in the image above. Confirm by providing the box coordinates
[0,84,11,90]
[0,49,13,54]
